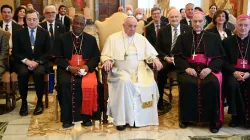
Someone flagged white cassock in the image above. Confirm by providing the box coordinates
[101,31,159,127]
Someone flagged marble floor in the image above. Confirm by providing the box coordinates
[1,87,250,140]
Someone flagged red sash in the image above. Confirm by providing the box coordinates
[68,54,98,116]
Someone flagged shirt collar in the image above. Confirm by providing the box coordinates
[59,14,65,18]
[3,20,12,27]
[47,20,55,26]
[28,27,37,33]
[171,24,180,31]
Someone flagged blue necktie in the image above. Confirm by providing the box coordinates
[30,29,35,53]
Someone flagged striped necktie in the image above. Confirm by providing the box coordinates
[171,28,178,51]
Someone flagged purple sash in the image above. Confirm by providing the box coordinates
[186,54,224,124]
[232,59,250,70]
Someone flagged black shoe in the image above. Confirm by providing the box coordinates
[116,125,126,131]
[33,104,44,115]
[229,119,239,127]
[179,121,188,128]
[209,122,220,133]
[81,120,92,126]
[62,122,74,128]
[19,102,28,116]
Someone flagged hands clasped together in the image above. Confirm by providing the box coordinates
[233,71,250,81]
[68,65,88,76]
[25,59,39,71]
[185,68,212,79]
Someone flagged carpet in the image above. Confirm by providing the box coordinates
[0,122,8,140]
[189,135,250,140]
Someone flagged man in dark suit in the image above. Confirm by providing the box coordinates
[145,7,167,48]
[0,5,23,72]
[56,5,70,32]
[155,9,192,109]
[40,5,66,51]
[180,3,194,26]
[12,9,51,116]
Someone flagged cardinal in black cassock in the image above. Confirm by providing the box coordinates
[222,14,250,128]
[172,11,224,133]
[52,14,101,128]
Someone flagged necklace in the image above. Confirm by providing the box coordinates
[192,31,204,60]
[236,34,250,69]
[71,32,83,65]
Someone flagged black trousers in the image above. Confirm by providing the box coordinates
[17,64,46,104]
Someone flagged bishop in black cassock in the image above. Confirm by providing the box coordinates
[52,14,101,128]
[172,11,224,133]
[222,14,250,128]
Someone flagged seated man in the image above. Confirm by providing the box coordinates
[172,11,224,133]
[155,9,192,109]
[222,14,250,128]
[52,14,101,128]
[0,29,8,77]
[12,9,51,116]
[101,16,162,131]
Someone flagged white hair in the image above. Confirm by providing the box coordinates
[123,16,137,24]
[43,5,57,14]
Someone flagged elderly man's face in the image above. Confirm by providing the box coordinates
[123,18,137,36]
[185,4,194,19]
[45,7,56,22]
[152,10,161,22]
[72,17,85,35]
[236,19,250,37]
[26,12,39,29]
[168,10,181,27]
[192,14,205,33]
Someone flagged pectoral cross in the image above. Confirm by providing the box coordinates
[192,52,197,60]
[241,60,247,69]
[77,56,82,66]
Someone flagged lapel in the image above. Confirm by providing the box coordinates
[167,25,172,46]
[23,28,33,53]
[54,22,59,37]
[150,23,156,40]
[0,21,2,28]
[34,27,42,53]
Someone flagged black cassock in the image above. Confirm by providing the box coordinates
[172,31,224,123]
[53,32,101,123]
[223,34,250,127]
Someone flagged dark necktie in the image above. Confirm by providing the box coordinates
[189,20,192,26]
[171,28,178,51]
[156,24,160,37]
[49,23,54,38]
[5,24,9,31]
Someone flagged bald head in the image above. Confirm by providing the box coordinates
[123,16,137,36]
[168,9,181,27]
[167,6,176,13]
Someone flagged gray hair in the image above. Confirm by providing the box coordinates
[72,14,86,25]
[123,16,137,24]
[43,5,57,14]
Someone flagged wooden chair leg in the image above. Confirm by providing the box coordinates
[44,81,49,108]
[103,79,108,124]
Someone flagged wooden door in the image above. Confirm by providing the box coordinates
[99,0,119,21]
[20,0,44,16]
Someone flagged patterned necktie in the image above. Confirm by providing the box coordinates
[30,29,35,53]
[171,28,178,51]
[5,24,9,31]
[156,24,160,37]
[49,23,54,38]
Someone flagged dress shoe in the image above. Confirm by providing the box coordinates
[179,121,188,128]
[116,125,126,131]
[33,104,44,115]
[62,122,74,128]
[229,119,240,127]
[209,122,220,133]
[19,102,28,116]
[81,120,92,126]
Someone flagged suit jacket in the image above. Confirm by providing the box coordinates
[145,22,167,47]
[39,21,66,52]
[53,32,100,72]
[0,20,23,43]
[56,14,71,32]
[156,24,192,59]
[147,16,169,25]
[180,18,189,25]
[207,26,232,40]
[12,27,51,68]
[0,30,9,74]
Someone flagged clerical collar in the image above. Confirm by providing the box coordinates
[72,32,83,38]
[237,34,249,40]
[193,30,204,35]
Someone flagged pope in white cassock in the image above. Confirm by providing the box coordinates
[101,16,163,131]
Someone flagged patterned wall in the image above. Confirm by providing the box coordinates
[210,0,243,17]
